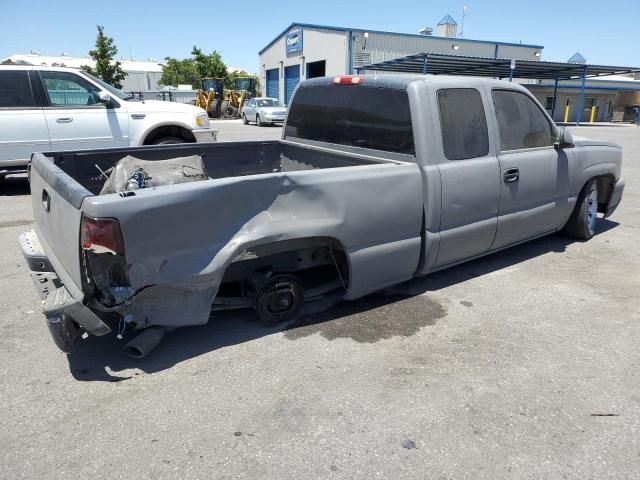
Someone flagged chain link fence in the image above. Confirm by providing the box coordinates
[127,90,197,104]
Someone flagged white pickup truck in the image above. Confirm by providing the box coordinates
[0,65,217,181]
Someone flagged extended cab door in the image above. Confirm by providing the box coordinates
[38,70,129,150]
[432,87,501,268]
[489,89,570,249]
[0,69,51,166]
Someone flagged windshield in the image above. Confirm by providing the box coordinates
[256,99,283,108]
[84,72,132,101]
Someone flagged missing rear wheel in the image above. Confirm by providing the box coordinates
[254,274,303,324]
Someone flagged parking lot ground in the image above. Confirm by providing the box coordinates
[213,119,283,142]
[0,125,638,479]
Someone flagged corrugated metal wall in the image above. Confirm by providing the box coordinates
[353,31,541,72]
[121,71,162,92]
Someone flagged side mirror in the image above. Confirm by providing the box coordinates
[98,91,112,105]
[555,126,574,149]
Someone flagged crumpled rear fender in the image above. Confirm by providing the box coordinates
[83,162,424,328]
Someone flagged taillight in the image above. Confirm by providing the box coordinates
[333,76,364,85]
[80,215,124,255]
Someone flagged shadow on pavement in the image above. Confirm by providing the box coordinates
[66,219,619,382]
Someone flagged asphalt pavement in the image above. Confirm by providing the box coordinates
[0,123,638,479]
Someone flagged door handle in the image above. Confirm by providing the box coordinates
[56,117,73,123]
[503,167,520,183]
[41,189,51,212]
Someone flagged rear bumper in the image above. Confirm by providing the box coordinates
[192,127,218,143]
[19,230,110,352]
[604,178,624,218]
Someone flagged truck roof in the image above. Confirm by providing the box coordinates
[0,64,87,73]
[299,74,530,93]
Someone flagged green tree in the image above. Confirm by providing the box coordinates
[1,59,14,64]
[159,46,260,91]
[159,57,200,88]
[81,25,126,88]
[190,47,227,79]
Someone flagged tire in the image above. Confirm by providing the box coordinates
[221,101,237,118]
[153,136,186,145]
[256,114,263,127]
[242,113,249,125]
[564,179,598,240]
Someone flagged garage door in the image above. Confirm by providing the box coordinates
[284,65,300,105]
[266,68,279,100]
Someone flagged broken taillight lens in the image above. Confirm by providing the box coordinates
[80,215,125,255]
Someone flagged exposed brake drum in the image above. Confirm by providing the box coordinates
[253,274,304,324]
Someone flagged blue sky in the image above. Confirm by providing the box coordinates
[1,0,638,70]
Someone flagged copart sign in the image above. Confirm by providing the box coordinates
[286,30,303,55]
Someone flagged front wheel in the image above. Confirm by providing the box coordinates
[256,114,263,127]
[242,113,249,125]
[564,179,598,240]
[153,136,186,145]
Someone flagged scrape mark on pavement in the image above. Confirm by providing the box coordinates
[285,293,446,343]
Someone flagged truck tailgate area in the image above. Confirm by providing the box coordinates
[29,153,90,301]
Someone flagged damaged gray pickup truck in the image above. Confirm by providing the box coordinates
[21,75,625,358]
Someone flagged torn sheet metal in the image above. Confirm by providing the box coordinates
[81,152,424,329]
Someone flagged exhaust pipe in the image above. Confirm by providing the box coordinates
[125,326,166,358]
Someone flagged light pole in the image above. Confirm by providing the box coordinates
[459,6,468,39]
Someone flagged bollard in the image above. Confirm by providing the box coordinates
[590,106,596,123]
[563,105,570,123]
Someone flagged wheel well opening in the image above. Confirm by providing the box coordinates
[594,174,615,212]
[216,237,350,305]
[143,125,196,145]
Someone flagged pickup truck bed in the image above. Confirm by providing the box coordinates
[49,140,389,196]
[26,138,423,351]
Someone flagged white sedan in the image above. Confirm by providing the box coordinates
[241,97,287,127]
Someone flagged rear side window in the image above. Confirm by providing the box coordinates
[284,85,415,155]
[437,88,489,160]
[0,70,38,107]
[493,90,557,151]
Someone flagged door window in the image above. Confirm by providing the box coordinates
[493,90,557,151]
[0,70,38,107]
[437,88,489,160]
[39,71,102,107]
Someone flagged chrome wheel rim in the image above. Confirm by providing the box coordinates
[587,186,598,234]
